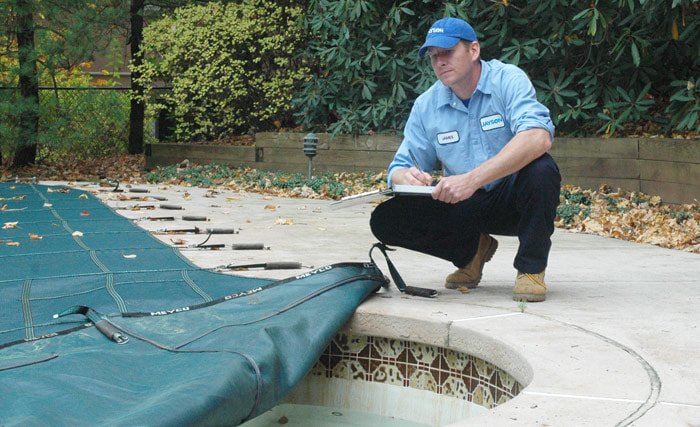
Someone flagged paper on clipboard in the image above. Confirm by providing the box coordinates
[329,189,392,209]
[329,185,436,209]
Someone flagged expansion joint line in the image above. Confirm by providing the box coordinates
[533,313,661,426]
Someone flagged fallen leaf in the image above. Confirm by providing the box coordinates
[29,233,42,240]
[264,204,277,211]
[6,241,20,246]
[47,187,70,193]
[274,218,295,225]
[3,221,18,229]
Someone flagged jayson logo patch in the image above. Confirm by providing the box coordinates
[480,114,505,131]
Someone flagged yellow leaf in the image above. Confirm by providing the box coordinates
[274,218,294,225]
[671,19,679,41]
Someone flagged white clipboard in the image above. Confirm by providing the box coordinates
[329,185,436,209]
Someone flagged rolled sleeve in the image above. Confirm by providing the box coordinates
[501,66,555,140]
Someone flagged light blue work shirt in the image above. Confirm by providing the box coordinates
[388,59,554,190]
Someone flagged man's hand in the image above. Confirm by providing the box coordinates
[432,173,479,204]
[392,167,434,186]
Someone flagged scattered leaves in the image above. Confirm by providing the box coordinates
[47,187,70,193]
[274,218,295,225]
[2,156,697,254]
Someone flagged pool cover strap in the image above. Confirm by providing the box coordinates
[369,243,437,298]
[55,305,129,344]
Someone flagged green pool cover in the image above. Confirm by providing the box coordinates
[0,182,384,425]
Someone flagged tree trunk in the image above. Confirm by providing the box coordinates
[13,0,38,167]
[128,0,145,154]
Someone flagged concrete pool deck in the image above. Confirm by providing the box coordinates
[84,181,699,426]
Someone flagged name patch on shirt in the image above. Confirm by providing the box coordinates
[480,114,505,131]
[437,131,459,145]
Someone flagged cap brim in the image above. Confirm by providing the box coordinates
[418,36,461,58]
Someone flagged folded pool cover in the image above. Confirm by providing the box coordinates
[0,182,384,426]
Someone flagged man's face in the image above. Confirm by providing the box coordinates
[427,41,479,93]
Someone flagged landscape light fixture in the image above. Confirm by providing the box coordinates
[303,133,319,179]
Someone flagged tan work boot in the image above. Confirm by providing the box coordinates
[445,234,498,289]
[513,271,547,302]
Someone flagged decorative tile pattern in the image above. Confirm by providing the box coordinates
[311,333,523,409]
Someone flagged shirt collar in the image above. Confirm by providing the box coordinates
[474,59,493,95]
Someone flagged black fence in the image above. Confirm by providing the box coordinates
[0,86,172,159]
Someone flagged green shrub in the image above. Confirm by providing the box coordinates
[132,0,309,142]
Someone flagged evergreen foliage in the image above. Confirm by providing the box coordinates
[296,0,699,136]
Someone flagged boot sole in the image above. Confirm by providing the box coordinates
[512,293,546,302]
[445,237,499,289]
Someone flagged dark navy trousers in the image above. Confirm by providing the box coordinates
[370,153,561,274]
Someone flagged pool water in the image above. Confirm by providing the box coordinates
[242,403,430,427]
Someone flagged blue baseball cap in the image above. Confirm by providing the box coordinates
[418,17,478,58]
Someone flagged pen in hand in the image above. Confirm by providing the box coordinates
[408,149,439,186]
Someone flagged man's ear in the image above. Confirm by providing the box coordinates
[470,41,481,59]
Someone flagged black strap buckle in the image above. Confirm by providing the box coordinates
[369,243,437,298]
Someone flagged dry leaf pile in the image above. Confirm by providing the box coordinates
[1,154,146,183]
[557,185,700,253]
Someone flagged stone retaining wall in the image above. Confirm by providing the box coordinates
[146,133,699,205]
